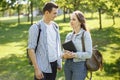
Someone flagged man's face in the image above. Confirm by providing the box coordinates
[46,8,58,21]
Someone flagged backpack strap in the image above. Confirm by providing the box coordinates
[81,31,92,80]
[53,23,58,29]
[35,22,57,53]
[35,23,41,53]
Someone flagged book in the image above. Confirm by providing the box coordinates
[62,40,77,52]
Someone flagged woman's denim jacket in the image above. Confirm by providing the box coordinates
[64,28,92,62]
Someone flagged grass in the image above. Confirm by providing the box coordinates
[0,14,120,80]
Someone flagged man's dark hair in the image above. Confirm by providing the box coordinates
[43,2,58,14]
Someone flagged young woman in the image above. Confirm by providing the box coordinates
[62,11,92,80]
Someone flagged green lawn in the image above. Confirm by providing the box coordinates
[0,14,120,80]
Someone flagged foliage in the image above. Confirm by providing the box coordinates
[0,0,120,19]
[105,0,120,16]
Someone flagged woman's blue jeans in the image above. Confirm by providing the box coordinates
[64,60,87,80]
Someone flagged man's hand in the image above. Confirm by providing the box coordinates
[35,68,44,80]
[57,66,62,70]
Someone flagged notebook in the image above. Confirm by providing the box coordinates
[62,40,77,52]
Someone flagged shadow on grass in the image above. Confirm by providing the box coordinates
[0,22,30,44]
[90,27,120,51]
[90,27,120,79]
[0,54,65,80]
[104,58,120,76]
[0,54,34,80]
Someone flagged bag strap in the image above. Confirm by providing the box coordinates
[35,24,41,53]
[81,31,92,80]
[81,31,85,52]
[34,22,58,53]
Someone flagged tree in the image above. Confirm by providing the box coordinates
[105,0,120,25]
[87,0,108,30]
[0,0,16,17]
[56,0,68,22]
[30,0,33,25]
[28,0,50,25]
[27,1,30,22]
[56,0,74,22]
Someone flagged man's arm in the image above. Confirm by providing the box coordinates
[28,49,44,79]
[28,49,39,69]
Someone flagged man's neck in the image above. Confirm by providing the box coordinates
[43,16,51,25]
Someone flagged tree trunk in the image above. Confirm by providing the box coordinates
[91,12,94,18]
[63,6,66,22]
[9,9,12,17]
[69,9,70,20]
[30,1,33,25]
[73,0,76,11]
[98,8,102,30]
[73,0,80,11]
[27,4,30,22]
[18,5,20,24]
[112,15,115,25]
[2,9,5,17]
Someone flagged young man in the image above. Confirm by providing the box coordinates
[27,2,62,80]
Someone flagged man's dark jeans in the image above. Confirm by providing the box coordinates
[34,60,57,80]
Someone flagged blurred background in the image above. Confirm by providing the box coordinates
[0,0,120,80]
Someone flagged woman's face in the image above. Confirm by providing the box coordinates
[70,13,81,29]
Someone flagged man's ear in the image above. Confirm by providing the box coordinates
[45,11,49,15]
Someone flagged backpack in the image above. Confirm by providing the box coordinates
[81,31,103,80]
[27,23,41,65]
